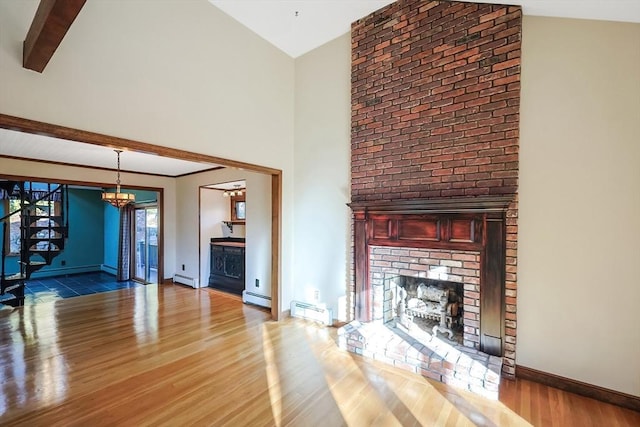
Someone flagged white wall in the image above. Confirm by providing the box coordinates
[293,34,352,321]
[518,17,640,396]
[245,172,272,298]
[0,158,177,276]
[199,187,227,286]
[177,169,271,298]
[0,0,295,314]
[0,0,294,166]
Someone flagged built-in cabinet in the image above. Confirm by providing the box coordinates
[209,238,245,295]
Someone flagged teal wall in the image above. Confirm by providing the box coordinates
[103,189,158,272]
[60,188,105,272]
[1,186,158,278]
[103,201,119,271]
[1,188,105,277]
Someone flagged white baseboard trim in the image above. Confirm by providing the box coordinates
[290,300,333,326]
[243,290,271,308]
[173,274,198,288]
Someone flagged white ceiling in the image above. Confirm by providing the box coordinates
[210,0,395,58]
[0,128,219,177]
[209,0,640,58]
[205,180,247,191]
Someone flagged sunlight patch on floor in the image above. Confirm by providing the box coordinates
[300,319,533,426]
[300,322,408,425]
[1,302,68,415]
[133,284,159,346]
[261,323,282,427]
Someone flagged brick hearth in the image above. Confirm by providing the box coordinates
[339,242,502,399]
[338,321,502,400]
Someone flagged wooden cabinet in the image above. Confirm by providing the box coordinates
[209,239,245,295]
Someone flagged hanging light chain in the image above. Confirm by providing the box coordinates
[115,149,122,190]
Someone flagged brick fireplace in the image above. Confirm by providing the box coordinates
[338,197,511,398]
[340,0,521,397]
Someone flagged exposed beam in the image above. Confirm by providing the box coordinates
[23,0,87,73]
[0,114,281,175]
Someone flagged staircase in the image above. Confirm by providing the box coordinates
[0,181,69,307]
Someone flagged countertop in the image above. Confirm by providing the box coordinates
[210,241,245,248]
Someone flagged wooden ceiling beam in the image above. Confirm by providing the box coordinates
[23,0,87,73]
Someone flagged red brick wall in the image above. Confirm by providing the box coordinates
[350,0,521,378]
[351,0,521,201]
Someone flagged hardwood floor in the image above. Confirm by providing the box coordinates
[0,284,638,426]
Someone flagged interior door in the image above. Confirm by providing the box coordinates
[133,206,158,283]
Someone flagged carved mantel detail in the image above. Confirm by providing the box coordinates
[348,196,512,356]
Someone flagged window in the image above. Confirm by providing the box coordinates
[5,199,59,255]
[230,194,246,221]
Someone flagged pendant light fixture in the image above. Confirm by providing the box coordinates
[222,184,245,197]
[102,149,135,208]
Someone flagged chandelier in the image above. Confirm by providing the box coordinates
[223,185,245,197]
[102,150,135,208]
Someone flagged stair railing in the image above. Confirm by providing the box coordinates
[0,182,68,288]
[0,182,69,306]
[0,183,65,223]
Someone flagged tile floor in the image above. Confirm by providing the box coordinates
[23,272,142,305]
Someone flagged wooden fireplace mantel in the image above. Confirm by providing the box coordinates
[348,196,512,356]
[348,195,513,214]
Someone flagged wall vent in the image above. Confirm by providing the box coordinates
[290,300,333,326]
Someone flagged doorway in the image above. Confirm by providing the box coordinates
[0,115,281,320]
[133,205,159,284]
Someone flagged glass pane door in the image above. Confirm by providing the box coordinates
[134,206,158,283]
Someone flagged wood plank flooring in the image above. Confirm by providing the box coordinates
[0,283,638,426]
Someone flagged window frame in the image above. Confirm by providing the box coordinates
[230,194,246,221]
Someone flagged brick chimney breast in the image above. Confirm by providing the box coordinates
[351,0,521,202]
[350,0,521,379]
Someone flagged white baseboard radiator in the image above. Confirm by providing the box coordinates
[172,274,198,288]
[290,301,333,326]
[242,291,271,308]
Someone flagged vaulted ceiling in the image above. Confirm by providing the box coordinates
[210,0,640,58]
[2,0,639,176]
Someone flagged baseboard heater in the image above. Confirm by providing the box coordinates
[173,274,198,288]
[290,300,333,326]
[242,291,271,308]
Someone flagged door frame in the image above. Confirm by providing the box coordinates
[131,202,159,284]
[0,113,282,320]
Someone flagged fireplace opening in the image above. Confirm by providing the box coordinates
[386,275,464,346]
